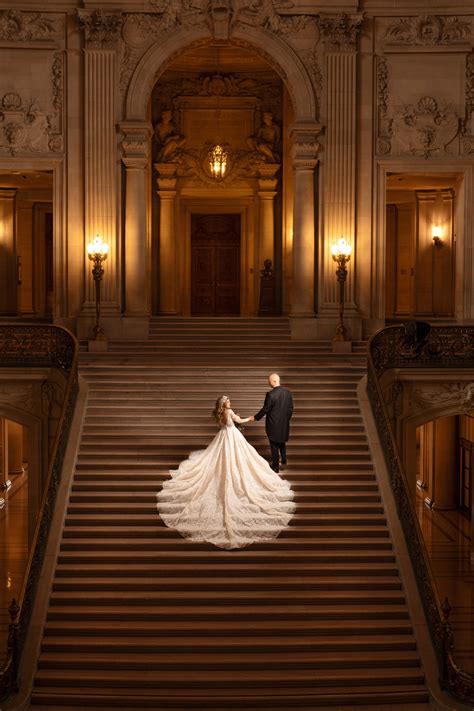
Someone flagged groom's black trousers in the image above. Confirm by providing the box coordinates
[270,440,286,471]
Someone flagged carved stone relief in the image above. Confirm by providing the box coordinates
[462,52,474,154]
[0,92,54,156]
[77,9,122,49]
[234,0,308,36]
[391,96,460,158]
[410,382,474,414]
[317,13,363,52]
[383,15,471,46]
[0,383,36,414]
[375,55,462,158]
[0,10,64,43]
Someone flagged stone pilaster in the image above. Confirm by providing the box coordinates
[0,189,17,315]
[121,121,152,334]
[257,164,280,268]
[155,163,179,315]
[318,14,363,340]
[289,124,321,338]
[78,9,122,336]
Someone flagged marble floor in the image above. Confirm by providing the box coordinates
[0,477,29,665]
[416,490,474,672]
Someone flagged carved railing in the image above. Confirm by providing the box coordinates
[367,324,474,702]
[0,325,78,701]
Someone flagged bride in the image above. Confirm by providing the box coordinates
[156,395,295,550]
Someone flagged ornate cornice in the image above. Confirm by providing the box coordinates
[317,13,363,52]
[383,15,471,47]
[77,9,122,50]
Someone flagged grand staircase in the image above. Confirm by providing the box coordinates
[31,318,429,709]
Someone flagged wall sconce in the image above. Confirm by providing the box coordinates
[87,235,109,341]
[432,225,443,247]
[331,237,352,342]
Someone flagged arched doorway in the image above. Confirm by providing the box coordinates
[149,42,287,316]
[121,25,320,325]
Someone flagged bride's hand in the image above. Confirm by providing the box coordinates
[248,415,255,422]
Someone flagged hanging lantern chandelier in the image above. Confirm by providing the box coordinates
[208,144,228,180]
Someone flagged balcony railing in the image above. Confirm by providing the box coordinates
[367,324,474,702]
[0,325,78,701]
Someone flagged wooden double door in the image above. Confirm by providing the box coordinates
[191,214,241,316]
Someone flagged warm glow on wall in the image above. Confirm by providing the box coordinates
[432,225,443,246]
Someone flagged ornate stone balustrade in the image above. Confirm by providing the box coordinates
[367,324,474,702]
[0,325,78,701]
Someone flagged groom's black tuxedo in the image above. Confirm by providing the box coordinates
[254,386,293,472]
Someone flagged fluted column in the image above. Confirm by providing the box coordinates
[288,125,321,336]
[77,10,122,336]
[0,189,17,315]
[257,165,280,268]
[155,163,179,315]
[318,14,363,339]
[121,122,152,322]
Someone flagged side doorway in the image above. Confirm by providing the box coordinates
[385,173,458,320]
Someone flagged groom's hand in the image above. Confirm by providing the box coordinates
[248,416,255,421]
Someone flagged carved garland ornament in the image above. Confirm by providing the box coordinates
[0,10,63,42]
[0,93,59,156]
[384,15,471,46]
[391,96,459,158]
[411,382,474,414]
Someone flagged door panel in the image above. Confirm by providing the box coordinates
[191,214,240,316]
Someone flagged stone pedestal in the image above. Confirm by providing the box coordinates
[257,164,280,268]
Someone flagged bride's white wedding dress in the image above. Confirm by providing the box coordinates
[156,409,295,550]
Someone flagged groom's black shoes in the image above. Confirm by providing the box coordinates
[271,464,279,473]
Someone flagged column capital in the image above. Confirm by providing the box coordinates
[120,121,152,164]
[155,162,178,191]
[317,13,364,52]
[257,163,280,191]
[289,122,322,169]
[77,9,122,49]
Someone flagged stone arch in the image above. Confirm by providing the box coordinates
[125,24,317,122]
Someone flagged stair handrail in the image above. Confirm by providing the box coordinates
[367,324,474,702]
[0,324,79,701]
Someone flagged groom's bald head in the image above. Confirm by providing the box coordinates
[268,373,280,387]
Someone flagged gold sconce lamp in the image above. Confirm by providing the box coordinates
[87,235,109,342]
[432,225,443,247]
[331,237,352,344]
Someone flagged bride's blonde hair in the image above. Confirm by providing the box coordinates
[212,395,229,423]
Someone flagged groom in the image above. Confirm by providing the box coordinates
[249,373,293,473]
